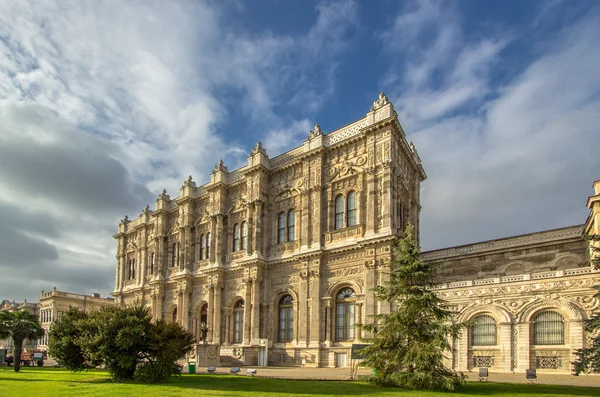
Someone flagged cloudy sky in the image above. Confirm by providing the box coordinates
[1,0,599,302]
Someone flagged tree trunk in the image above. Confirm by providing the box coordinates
[13,338,23,372]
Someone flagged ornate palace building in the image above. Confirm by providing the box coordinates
[112,93,600,373]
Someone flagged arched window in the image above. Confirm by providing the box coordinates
[471,315,497,346]
[347,191,357,227]
[335,195,345,230]
[233,299,244,343]
[241,221,247,250]
[172,307,178,323]
[278,295,294,342]
[277,212,286,243]
[131,259,136,279]
[534,311,565,345]
[206,233,211,260]
[199,234,205,260]
[336,288,356,341]
[287,210,295,241]
[233,224,240,252]
[128,259,132,279]
[199,304,208,341]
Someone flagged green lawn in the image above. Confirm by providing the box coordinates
[0,368,598,397]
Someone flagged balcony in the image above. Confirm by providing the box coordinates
[324,224,365,244]
[227,251,246,263]
[268,240,300,258]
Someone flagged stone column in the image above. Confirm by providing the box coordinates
[184,226,192,271]
[380,164,392,233]
[182,289,190,330]
[251,278,260,344]
[298,274,308,346]
[324,298,332,345]
[355,302,363,342]
[365,168,377,235]
[309,269,321,347]
[177,292,183,324]
[516,322,530,373]
[207,286,214,343]
[213,285,222,344]
[363,263,376,338]
[244,280,252,345]
[246,205,253,255]
[253,202,261,256]
[499,322,512,372]
[157,237,165,278]
[214,215,224,265]
[117,254,126,290]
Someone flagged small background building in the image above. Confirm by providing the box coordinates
[0,299,39,354]
[37,288,115,350]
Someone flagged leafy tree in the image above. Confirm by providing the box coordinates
[360,223,466,391]
[49,305,195,382]
[573,234,600,374]
[48,308,98,371]
[0,310,44,372]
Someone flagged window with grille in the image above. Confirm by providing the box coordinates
[241,222,247,250]
[287,210,295,241]
[233,224,240,252]
[278,295,294,342]
[335,195,345,230]
[534,311,564,345]
[347,191,357,226]
[336,288,356,341]
[277,212,286,243]
[234,299,244,343]
[471,315,497,346]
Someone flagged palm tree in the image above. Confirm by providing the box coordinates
[0,310,44,372]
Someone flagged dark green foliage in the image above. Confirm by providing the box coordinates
[48,308,96,371]
[360,223,466,391]
[573,234,600,375]
[48,305,195,382]
[0,310,44,372]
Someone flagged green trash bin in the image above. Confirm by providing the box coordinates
[188,362,196,374]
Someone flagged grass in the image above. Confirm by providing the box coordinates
[0,367,599,397]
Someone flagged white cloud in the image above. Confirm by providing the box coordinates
[383,3,600,249]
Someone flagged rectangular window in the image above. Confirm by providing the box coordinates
[234,311,243,343]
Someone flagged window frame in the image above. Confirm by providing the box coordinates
[347,191,357,227]
[205,232,211,260]
[241,221,247,250]
[533,311,565,345]
[335,195,345,230]
[277,212,286,243]
[470,314,497,346]
[233,224,240,252]
[233,299,244,343]
[335,288,356,341]
[199,234,205,260]
[278,295,294,343]
[287,210,295,241]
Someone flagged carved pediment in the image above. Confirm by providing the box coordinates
[327,156,366,183]
[270,179,304,202]
[194,210,211,226]
[227,197,248,214]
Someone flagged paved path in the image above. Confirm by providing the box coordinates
[189,366,600,387]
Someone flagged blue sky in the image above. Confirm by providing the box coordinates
[1,0,599,302]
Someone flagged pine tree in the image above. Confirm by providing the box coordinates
[360,223,466,391]
[573,234,600,374]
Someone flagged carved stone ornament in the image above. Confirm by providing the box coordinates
[250,141,268,157]
[371,92,389,111]
[308,124,323,139]
[158,189,170,200]
[213,159,228,173]
[270,179,304,202]
[183,175,196,188]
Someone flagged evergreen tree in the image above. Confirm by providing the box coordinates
[360,223,466,391]
[573,234,600,374]
[0,310,44,372]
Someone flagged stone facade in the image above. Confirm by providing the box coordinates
[37,288,115,349]
[423,225,599,374]
[112,93,600,372]
[112,94,426,367]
